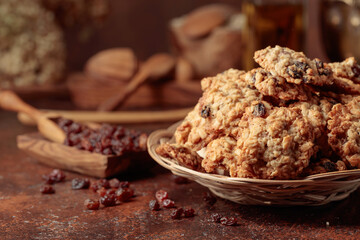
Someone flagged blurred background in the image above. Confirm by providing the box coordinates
[0,0,359,111]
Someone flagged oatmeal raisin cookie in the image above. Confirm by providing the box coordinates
[254,46,332,86]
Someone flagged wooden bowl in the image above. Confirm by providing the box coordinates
[67,73,202,110]
[147,122,360,206]
[17,132,149,178]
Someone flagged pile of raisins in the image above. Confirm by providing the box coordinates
[56,118,146,156]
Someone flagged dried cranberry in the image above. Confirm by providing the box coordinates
[220,217,238,226]
[170,208,183,219]
[149,200,160,211]
[203,192,217,206]
[116,188,134,202]
[172,175,190,184]
[162,199,175,208]
[155,190,168,202]
[100,194,117,207]
[210,213,222,223]
[84,199,100,210]
[183,208,195,218]
[108,178,120,188]
[253,103,266,117]
[40,185,55,194]
[71,178,90,190]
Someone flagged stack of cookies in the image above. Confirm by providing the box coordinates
[156,46,360,180]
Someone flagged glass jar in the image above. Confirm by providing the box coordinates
[242,0,306,69]
[320,0,360,62]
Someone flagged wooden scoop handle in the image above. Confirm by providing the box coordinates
[0,90,42,120]
[97,70,148,111]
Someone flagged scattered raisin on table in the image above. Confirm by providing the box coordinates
[42,169,66,184]
[108,178,120,188]
[162,199,175,208]
[170,208,184,219]
[210,213,223,223]
[84,199,100,210]
[116,188,134,202]
[119,181,130,189]
[220,217,238,226]
[183,208,195,218]
[155,190,169,202]
[71,178,90,190]
[149,200,160,211]
[100,194,117,207]
[40,185,55,194]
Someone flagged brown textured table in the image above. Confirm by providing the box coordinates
[1,109,360,240]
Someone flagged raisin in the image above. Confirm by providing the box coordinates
[170,208,183,219]
[149,200,160,211]
[253,103,266,117]
[40,185,55,194]
[71,178,90,190]
[287,66,303,79]
[97,188,108,197]
[183,208,195,218]
[210,213,222,223]
[119,181,130,189]
[315,59,330,76]
[90,179,110,192]
[200,105,211,118]
[295,61,309,71]
[116,188,134,202]
[203,192,217,206]
[324,161,337,172]
[352,65,360,78]
[220,217,238,226]
[42,169,66,184]
[155,190,169,202]
[98,179,110,189]
[162,199,175,208]
[108,178,120,188]
[84,199,100,210]
[100,194,117,207]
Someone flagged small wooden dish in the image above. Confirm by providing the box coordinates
[147,122,360,206]
[17,133,148,178]
[67,73,202,110]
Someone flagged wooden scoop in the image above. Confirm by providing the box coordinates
[0,90,66,143]
[97,53,176,111]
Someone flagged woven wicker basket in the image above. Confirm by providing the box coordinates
[147,122,360,206]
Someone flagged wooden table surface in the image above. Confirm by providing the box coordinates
[1,106,360,240]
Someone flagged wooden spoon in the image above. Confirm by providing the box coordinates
[97,53,176,111]
[0,90,66,143]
